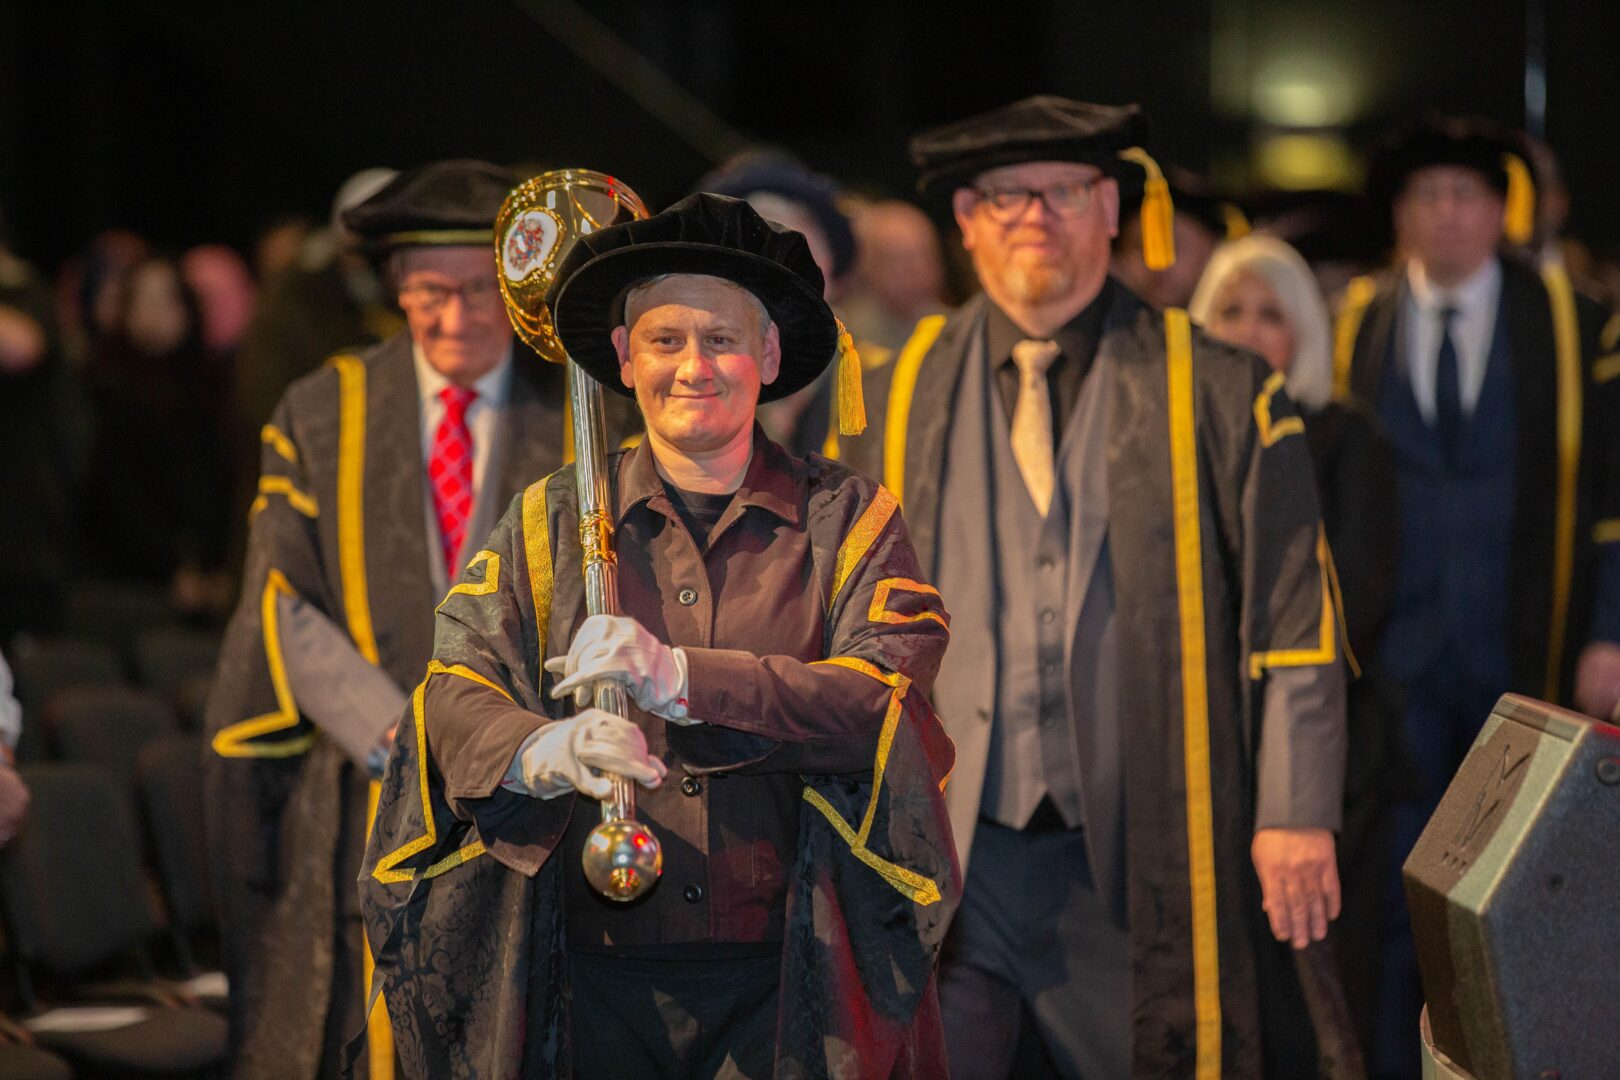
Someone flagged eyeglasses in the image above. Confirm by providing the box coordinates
[398,277,502,314]
[975,179,1099,223]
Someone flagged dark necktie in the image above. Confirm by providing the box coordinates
[1433,305,1462,466]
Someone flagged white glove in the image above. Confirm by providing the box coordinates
[506,708,668,799]
[545,614,696,723]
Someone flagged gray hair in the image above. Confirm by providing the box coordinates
[1188,235,1334,411]
[621,273,772,335]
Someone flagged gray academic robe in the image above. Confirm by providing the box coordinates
[841,283,1347,1077]
[201,331,582,1080]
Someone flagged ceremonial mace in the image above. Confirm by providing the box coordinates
[495,170,663,901]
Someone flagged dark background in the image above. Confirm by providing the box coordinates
[2,0,1616,267]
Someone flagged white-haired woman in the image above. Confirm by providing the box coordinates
[1191,234,1399,1058]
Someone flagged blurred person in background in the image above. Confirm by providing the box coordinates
[182,243,258,362]
[203,159,608,1080]
[228,167,400,565]
[52,227,149,369]
[0,649,30,845]
[0,211,91,640]
[698,151,857,456]
[1112,168,1232,311]
[840,198,951,360]
[1337,115,1620,1077]
[252,213,314,282]
[80,253,231,610]
[1191,234,1399,1059]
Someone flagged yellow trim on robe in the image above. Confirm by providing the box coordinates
[362,780,394,1080]
[884,314,947,505]
[329,353,391,1073]
[370,660,506,885]
[1248,528,1340,679]
[332,355,381,666]
[260,423,299,465]
[821,417,841,461]
[1253,370,1307,448]
[1594,353,1620,386]
[1321,537,1361,680]
[1164,307,1223,1079]
[249,475,318,519]
[1596,520,1620,545]
[1601,311,1620,353]
[436,550,501,613]
[1332,275,1378,401]
[803,655,942,905]
[210,569,318,758]
[828,486,900,614]
[868,578,948,629]
[523,479,554,671]
[1541,264,1582,700]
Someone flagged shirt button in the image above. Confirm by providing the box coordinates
[1041,660,1058,676]
[678,587,699,607]
[683,883,704,903]
[1039,608,1057,625]
[1038,557,1055,572]
[680,776,702,797]
[1040,713,1057,729]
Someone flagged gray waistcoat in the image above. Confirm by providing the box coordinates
[935,329,1117,836]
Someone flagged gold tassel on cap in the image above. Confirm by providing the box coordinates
[1502,152,1536,246]
[1221,202,1251,241]
[1119,147,1176,271]
[835,319,867,437]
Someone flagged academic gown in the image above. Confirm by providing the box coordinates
[201,332,579,1080]
[356,447,960,1080]
[841,284,1344,1077]
[1335,256,1620,705]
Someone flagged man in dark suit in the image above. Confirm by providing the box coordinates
[202,160,621,1080]
[1335,116,1620,1077]
[842,96,1349,1078]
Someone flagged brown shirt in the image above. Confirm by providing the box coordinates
[416,427,950,948]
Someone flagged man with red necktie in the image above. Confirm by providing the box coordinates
[204,160,634,1080]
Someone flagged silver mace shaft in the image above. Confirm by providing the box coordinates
[568,361,663,900]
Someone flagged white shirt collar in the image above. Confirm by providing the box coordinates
[1405,257,1501,318]
[412,339,515,409]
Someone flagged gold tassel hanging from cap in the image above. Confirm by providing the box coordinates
[1119,147,1176,271]
[835,319,867,437]
[1502,152,1536,246]
[1221,202,1251,241]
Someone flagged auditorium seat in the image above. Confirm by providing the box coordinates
[137,734,223,1006]
[131,629,220,705]
[47,688,178,798]
[6,637,127,764]
[0,764,227,1078]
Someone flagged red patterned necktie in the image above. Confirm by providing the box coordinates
[429,385,477,579]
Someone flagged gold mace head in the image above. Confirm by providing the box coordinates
[494,169,651,364]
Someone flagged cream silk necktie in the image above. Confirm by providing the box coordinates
[1009,338,1060,517]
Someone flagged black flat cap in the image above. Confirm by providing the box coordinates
[910,95,1148,200]
[1368,115,1524,210]
[341,159,518,251]
[549,192,838,402]
[697,151,857,280]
